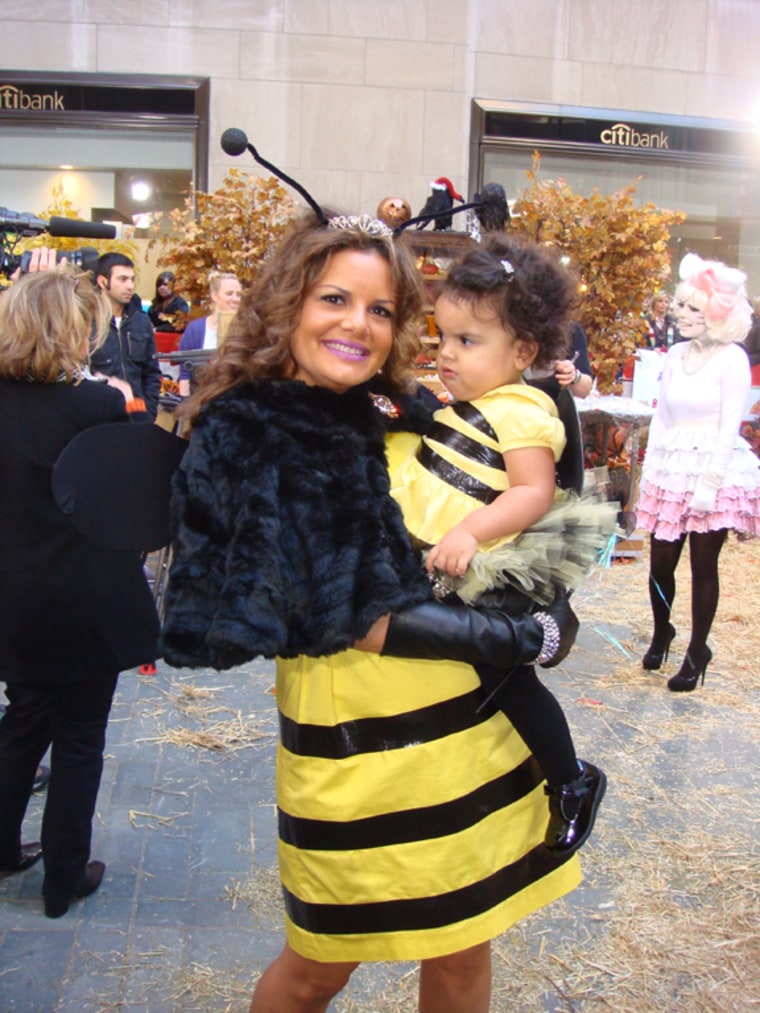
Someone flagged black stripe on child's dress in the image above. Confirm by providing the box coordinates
[424,420,505,470]
[451,401,499,440]
[416,443,499,504]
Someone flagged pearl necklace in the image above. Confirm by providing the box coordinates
[681,339,728,375]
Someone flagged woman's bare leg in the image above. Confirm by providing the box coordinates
[249,943,357,1013]
[418,941,491,1013]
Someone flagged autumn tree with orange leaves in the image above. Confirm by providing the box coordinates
[512,154,685,392]
[148,168,294,314]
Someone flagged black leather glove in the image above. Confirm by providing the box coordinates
[381,591,578,670]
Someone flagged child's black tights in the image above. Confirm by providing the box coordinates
[477,662,579,788]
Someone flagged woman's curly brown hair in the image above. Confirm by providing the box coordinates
[440,234,577,370]
[183,211,425,425]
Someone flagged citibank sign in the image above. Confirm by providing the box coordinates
[0,84,64,111]
[600,123,669,149]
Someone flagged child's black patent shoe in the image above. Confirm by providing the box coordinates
[544,760,607,854]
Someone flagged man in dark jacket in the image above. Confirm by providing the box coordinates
[92,253,161,419]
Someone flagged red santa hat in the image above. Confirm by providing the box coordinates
[430,177,463,200]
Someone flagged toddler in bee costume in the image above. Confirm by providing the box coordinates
[390,234,617,853]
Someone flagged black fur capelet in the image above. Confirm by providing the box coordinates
[160,379,433,670]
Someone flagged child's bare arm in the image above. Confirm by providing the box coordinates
[425,445,556,577]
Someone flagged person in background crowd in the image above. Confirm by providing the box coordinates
[177,271,242,396]
[92,253,161,419]
[556,322,593,397]
[530,320,593,399]
[636,254,760,692]
[161,211,581,1013]
[644,290,678,349]
[148,270,190,333]
[0,250,159,918]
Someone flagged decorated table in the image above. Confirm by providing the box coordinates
[577,394,655,534]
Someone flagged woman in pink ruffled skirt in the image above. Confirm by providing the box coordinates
[636,253,760,691]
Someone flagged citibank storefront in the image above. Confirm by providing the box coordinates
[469,100,760,294]
[0,72,208,231]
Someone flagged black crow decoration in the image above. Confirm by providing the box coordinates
[414,177,464,231]
[473,182,511,232]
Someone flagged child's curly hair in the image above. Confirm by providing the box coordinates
[440,234,577,369]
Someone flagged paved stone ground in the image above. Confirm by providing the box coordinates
[1,547,758,1012]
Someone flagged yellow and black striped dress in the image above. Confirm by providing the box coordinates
[275,648,581,962]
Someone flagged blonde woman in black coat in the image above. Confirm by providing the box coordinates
[0,255,160,918]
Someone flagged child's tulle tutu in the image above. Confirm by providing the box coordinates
[429,489,620,606]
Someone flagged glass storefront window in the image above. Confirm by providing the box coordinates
[0,124,195,226]
[475,96,760,299]
[482,145,760,295]
[0,72,208,240]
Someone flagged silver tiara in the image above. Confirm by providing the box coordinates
[327,214,393,238]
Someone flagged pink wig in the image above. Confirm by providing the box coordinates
[676,253,751,343]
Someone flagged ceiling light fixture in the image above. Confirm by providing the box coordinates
[130,179,152,202]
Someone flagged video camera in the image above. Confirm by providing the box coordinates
[0,207,117,278]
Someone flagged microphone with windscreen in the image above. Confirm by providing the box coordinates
[47,217,116,240]
[0,206,117,277]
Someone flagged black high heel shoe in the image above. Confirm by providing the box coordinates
[667,646,712,692]
[642,623,676,670]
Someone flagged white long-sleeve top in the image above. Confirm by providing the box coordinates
[645,340,750,485]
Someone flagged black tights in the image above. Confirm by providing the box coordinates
[648,529,728,653]
[477,662,579,787]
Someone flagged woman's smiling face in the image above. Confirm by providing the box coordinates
[211,278,242,314]
[291,249,396,393]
